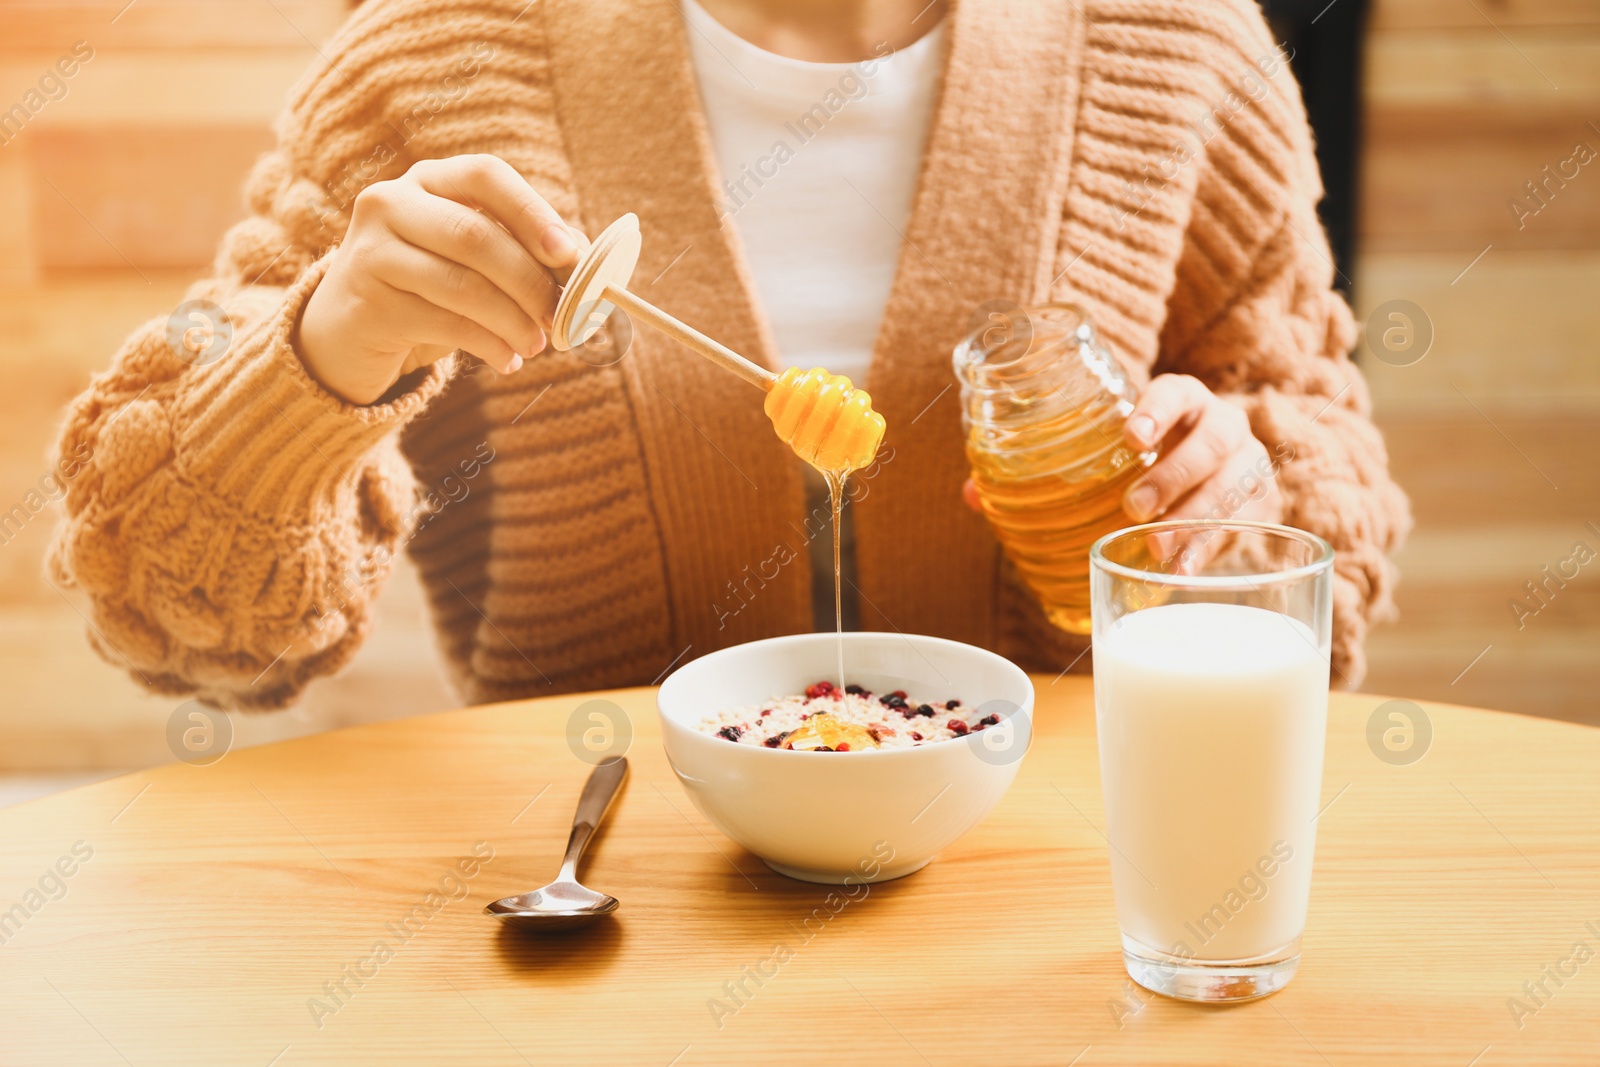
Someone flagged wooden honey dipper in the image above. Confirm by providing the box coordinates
[549,214,886,473]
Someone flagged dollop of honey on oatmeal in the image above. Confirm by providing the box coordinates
[782,713,880,752]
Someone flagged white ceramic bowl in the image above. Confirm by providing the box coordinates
[657,632,1034,884]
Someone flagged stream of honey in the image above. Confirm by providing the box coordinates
[779,467,872,753]
[762,367,885,691]
[822,468,847,686]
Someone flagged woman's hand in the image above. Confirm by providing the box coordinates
[296,154,583,406]
[960,374,1283,527]
[1119,374,1282,525]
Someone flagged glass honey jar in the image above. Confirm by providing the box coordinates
[953,303,1159,634]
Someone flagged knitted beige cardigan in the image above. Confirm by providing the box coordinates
[49,0,1410,710]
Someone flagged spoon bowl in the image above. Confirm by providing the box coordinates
[487,756,627,930]
[485,884,619,930]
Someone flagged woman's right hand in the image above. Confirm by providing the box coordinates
[295,154,584,405]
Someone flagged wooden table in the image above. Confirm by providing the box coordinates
[2,679,1596,1066]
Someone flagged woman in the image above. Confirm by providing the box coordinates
[48,0,1408,710]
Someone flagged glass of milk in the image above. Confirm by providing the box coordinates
[1089,520,1334,1002]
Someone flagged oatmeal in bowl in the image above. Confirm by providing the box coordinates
[657,632,1034,884]
[699,683,1006,751]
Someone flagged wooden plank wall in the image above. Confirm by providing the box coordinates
[0,0,1594,771]
[1356,0,1600,723]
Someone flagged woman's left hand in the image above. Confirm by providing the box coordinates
[958,373,1284,528]
[1119,374,1282,525]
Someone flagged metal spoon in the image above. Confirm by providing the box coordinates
[486,755,627,930]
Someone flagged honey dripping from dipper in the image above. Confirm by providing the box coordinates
[548,215,887,695]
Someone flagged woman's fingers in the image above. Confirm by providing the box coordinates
[298,153,584,406]
[377,289,521,377]
[382,285,525,374]
[1124,373,1212,451]
[1124,395,1249,522]
[371,243,544,371]
[412,155,578,263]
[1149,444,1282,570]
[375,181,559,331]
[1161,444,1281,524]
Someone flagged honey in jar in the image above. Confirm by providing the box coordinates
[953,303,1158,634]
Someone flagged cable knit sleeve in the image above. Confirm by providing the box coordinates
[46,6,456,710]
[1155,2,1412,687]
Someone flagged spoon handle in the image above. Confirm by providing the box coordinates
[601,285,776,391]
[557,755,628,883]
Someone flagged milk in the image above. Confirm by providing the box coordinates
[1094,601,1329,962]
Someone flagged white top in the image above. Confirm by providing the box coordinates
[680,0,947,384]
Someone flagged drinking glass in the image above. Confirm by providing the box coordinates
[1089,520,1334,1001]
